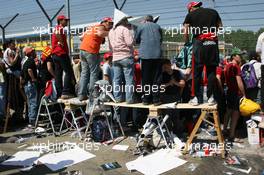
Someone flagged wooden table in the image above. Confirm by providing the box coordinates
[104,102,225,158]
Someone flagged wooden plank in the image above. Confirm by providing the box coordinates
[104,102,217,110]
[57,98,87,106]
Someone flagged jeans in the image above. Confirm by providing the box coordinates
[24,82,38,124]
[112,57,134,103]
[78,50,100,98]
[141,59,162,103]
[53,54,75,97]
[0,82,6,119]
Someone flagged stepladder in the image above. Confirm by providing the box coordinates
[183,108,225,158]
[84,99,125,143]
[59,103,88,139]
[35,96,64,135]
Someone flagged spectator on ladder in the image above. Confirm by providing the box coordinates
[183,1,222,106]
[21,46,38,128]
[224,51,246,143]
[135,15,163,106]
[108,14,135,104]
[78,17,113,102]
[39,46,55,99]
[52,15,75,99]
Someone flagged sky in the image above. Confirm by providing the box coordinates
[0,0,264,38]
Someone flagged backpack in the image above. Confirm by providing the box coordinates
[92,117,110,142]
[241,62,258,89]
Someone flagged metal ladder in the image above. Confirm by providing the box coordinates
[35,96,64,135]
[59,103,88,139]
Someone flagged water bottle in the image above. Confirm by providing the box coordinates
[203,85,208,103]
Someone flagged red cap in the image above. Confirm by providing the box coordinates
[134,50,139,56]
[187,1,202,10]
[103,52,113,59]
[102,17,113,23]
[57,15,69,21]
[23,46,34,55]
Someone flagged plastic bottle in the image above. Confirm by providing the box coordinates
[203,86,208,103]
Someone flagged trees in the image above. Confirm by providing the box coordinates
[162,27,264,53]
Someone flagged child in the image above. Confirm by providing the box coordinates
[102,52,113,84]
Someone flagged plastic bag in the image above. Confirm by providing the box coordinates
[240,97,260,117]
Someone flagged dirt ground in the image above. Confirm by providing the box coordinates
[0,128,264,175]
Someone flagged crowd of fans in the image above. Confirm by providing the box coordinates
[0,1,263,145]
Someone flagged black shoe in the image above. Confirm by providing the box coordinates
[153,101,162,106]
[142,101,151,105]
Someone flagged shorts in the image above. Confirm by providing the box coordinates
[226,91,240,111]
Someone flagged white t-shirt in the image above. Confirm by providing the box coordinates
[103,63,113,83]
[256,32,264,64]
[3,48,15,68]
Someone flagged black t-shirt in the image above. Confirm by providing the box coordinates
[22,57,37,83]
[183,7,222,37]
[39,56,54,83]
[161,70,183,95]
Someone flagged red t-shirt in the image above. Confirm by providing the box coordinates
[134,63,141,88]
[225,63,241,93]
[51,25,69,56]
[216,66,225,85]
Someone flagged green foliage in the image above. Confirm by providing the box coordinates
[162,27,264,54]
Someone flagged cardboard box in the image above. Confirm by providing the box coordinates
[246,120,260,145]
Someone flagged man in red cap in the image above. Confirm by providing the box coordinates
[78,17,113,102]
[51,15,75,99]
[21,46,38,127]
[183,1,222,105]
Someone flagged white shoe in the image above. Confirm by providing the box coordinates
[208,96,216,106]
[189,97,199,106]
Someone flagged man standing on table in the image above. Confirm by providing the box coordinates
[183,1,222,105]
[78,17,113,102]
[52,15,75,99]
[135,15,163,106]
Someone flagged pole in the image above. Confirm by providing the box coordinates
[0,13,19,46]
[36,0,64,45]
[261,65,264,111]
[66,0,72,56]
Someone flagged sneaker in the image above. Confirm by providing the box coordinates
[142,101,151,105]
[189,97,199,106]
[153,101,162,106]
[208,96,216,106]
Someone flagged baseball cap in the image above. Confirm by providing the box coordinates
[23,46,34,55]
[102,17,113,23]
[57,15,69,21]
[187,1,202,10]
[103,52,113,59]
